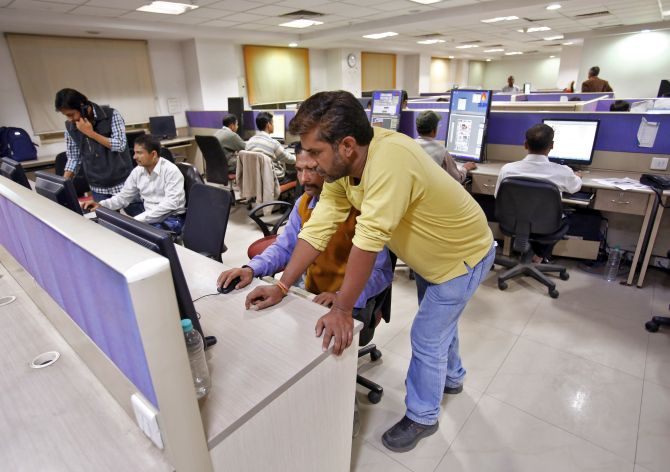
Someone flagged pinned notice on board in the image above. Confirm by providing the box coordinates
[637,117,659,148]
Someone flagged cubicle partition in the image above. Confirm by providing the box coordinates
[515,92,614,102]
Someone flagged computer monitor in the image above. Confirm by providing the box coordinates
[446,89,493,163]
[543,119,600,166]
[95,207,216,349]
[270,113,286,141]
[370,90,403,130]
[0,157,31,189]
[523,83,532,94]
[657,79,670,98]
[149,116,177,140]
[227,97,245,136]
[34,171,83,215]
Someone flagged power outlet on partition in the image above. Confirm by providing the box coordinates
[650,157,669,171]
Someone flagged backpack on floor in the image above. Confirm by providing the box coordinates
[0,127,38,162]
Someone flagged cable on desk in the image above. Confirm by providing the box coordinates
[192,292,220,303]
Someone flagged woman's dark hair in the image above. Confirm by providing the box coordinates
[54,88,88,111]
[288,91,373,146]
[134,134,161,155]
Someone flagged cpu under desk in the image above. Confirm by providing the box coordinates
[470,162,663,287]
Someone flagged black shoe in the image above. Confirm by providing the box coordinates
[443,384,463,395]
[381,416,439,452]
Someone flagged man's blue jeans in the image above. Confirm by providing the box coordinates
[405,245,495,425]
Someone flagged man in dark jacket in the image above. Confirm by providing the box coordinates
[581,66,613,93]
[55,88,133,202]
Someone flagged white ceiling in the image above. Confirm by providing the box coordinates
[0,0,669,60]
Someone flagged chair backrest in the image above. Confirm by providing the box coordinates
[55,151,90,197]
[357,285,392,346]
[495,176,564,239]
[195,135,229,185]
[247,235,278,259]
[159,146,175,163]
[176,162,204,203]
[182,183,232,262]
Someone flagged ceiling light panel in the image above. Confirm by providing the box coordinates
[484,48,504,52]
[417,39,446,44]
[409,0,443,4]
[363,32,398,39]
[481,16,519,23]
[505,51,523,55]
[279,19,323,28]
[455,44,478,49]
[137,1,198,15]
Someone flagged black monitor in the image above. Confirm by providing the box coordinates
[149,116,177,140]
[370,90,403,130]
[34,171,83,215]
[446,89,493,163]
[543,119,600,166]
[0,157,31,189]
[658,80,670,98]
[95,208,216,349]
[227,97,245,136]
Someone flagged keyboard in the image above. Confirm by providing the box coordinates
[561,191,593,201]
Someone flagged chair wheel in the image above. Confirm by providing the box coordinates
[370,349,382,362]
[549,289,559,298]
[368,390,383,404]
[498,281,508,291]
[646,321,660,333]
[559,271,569,281]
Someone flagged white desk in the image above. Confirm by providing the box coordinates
[161,136,200,171]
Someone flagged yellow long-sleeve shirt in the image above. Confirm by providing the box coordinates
[298,127,493,284]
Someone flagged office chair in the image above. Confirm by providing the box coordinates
[645,250,670,332]
[181,183,232,262]
[126,130,145,167]
[494,177,570,298]
[176,162,204,204]
[355,286,390,404]
[159,146,175,164]
[54,152,90,197]
[248,200,293,236]
[194,135,236,201]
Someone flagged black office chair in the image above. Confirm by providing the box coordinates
[54,152,90,197]
[159,146,175,164]
[181,183,232,262]
[247,200,293,237]
[645,250,670,332]
[126,130,145,167]
[194,135,236,201]
[176,162,204,204]
[494,177,570,298]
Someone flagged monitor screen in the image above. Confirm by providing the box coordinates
[0,157,31,189]
[370,90,402,130]
[523,83,532,94]
[446,89,493,162]
[34,171,83,215]
[95,208,216,349]
[149,116,177,140]
[270,113,286,141]
[543,119,600,166]
[658,79,670,98]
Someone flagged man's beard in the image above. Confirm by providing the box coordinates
[319,150,349,183]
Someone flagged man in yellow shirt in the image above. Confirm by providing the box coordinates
[245,91,494,452]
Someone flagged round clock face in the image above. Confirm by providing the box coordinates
[347,53,357,68]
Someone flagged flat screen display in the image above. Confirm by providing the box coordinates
[149,116,177,140]
[370,90,402,130]
[543,119,600,166]
[446,89,492,162]
[270,113,285,141]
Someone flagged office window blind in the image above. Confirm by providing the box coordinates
[430,57,450,92]
[243,45,310,105]
[6,34,156,134]
[362,52,396,92]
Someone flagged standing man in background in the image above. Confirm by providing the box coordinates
[214,113,246,172]
[581,66,613,93]
[55,88,133,202]
[502,75,520,93]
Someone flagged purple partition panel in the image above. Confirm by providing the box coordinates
[398,110,449,141]
[492,94,513,102]
[407,102,450,109]
[487,111,670,154]
[0,197,158,408]
[526,93,614,101]
[581,100,599,111]
[185,110,226,129]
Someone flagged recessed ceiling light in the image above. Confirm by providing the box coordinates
[549,55,556,58]
[448,55,455,59]
[641,29,650,33]
[663,10,670,16]
[486,58,492,62]
[563,41,574,45]
[505,51,523,55]
[481,15,519,23]
[526,26,551,33]
[137,1,198,15]
[417,39,446,44]
[279,19,323,28]
[363,32,398,39]
[455,44,478,49]
[288,42,298,47]
[546,4,562,10]
[544,35,564,40]
[409,0,442,4]
[484,48,504,52]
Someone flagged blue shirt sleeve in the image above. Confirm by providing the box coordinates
[353,247,393,309]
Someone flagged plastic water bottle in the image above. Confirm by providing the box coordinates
[605,246,622,282]
[181,319,211,399]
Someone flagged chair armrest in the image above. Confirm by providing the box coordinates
[247,200,294,236]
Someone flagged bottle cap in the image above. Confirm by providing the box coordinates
[181,319,193,332]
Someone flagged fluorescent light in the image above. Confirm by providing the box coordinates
[563,41,574,45]
[448,55,454,59]
[288,42,298,47]
[527,26,551,32]
[137,1,198,15]
[549,55,556,58]
[409,0,442,4]
[663,10,670,16]
[279,19,323,28]
[484,48,504,52]
[544,35,564,40]
[546,4,562,10]
[641,29,650,33]
[363,32,398,39]
[417,39,446,44]
[481,15,519,23]
[505,51,523,55]
[456,44,478,49]
[486,58,492,62]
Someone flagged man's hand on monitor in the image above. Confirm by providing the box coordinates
[315,308,354,355]
[245,285,284,310]
[217,267,253,291]
[463,162,477,171]
[313,291,336,307]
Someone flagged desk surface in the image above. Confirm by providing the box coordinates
[0,257,171,472]
[175,246,362,449]
[161,136,195,146]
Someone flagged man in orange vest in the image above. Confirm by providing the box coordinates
[217,144,392,310]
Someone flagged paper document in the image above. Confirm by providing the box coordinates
[592,177,648,191]
[637,117,659,148]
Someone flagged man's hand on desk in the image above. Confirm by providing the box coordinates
[81,201,100,212]
[217,267,253,291]
[315,307,354,356]
[245,285,285,310]
[463,162,477,172]
[313,291,336,307]
[574,170,583,178]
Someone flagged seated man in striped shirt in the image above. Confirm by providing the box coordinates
[245,111,296,182]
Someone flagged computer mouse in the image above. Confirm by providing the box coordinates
[217,276,241,294]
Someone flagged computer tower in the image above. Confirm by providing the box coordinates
[228,97,244,136]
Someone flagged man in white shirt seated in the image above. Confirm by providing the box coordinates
[495,123,582,261]
[414,110,476,184]
[245,111,296,182]
[82,134,187,233]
